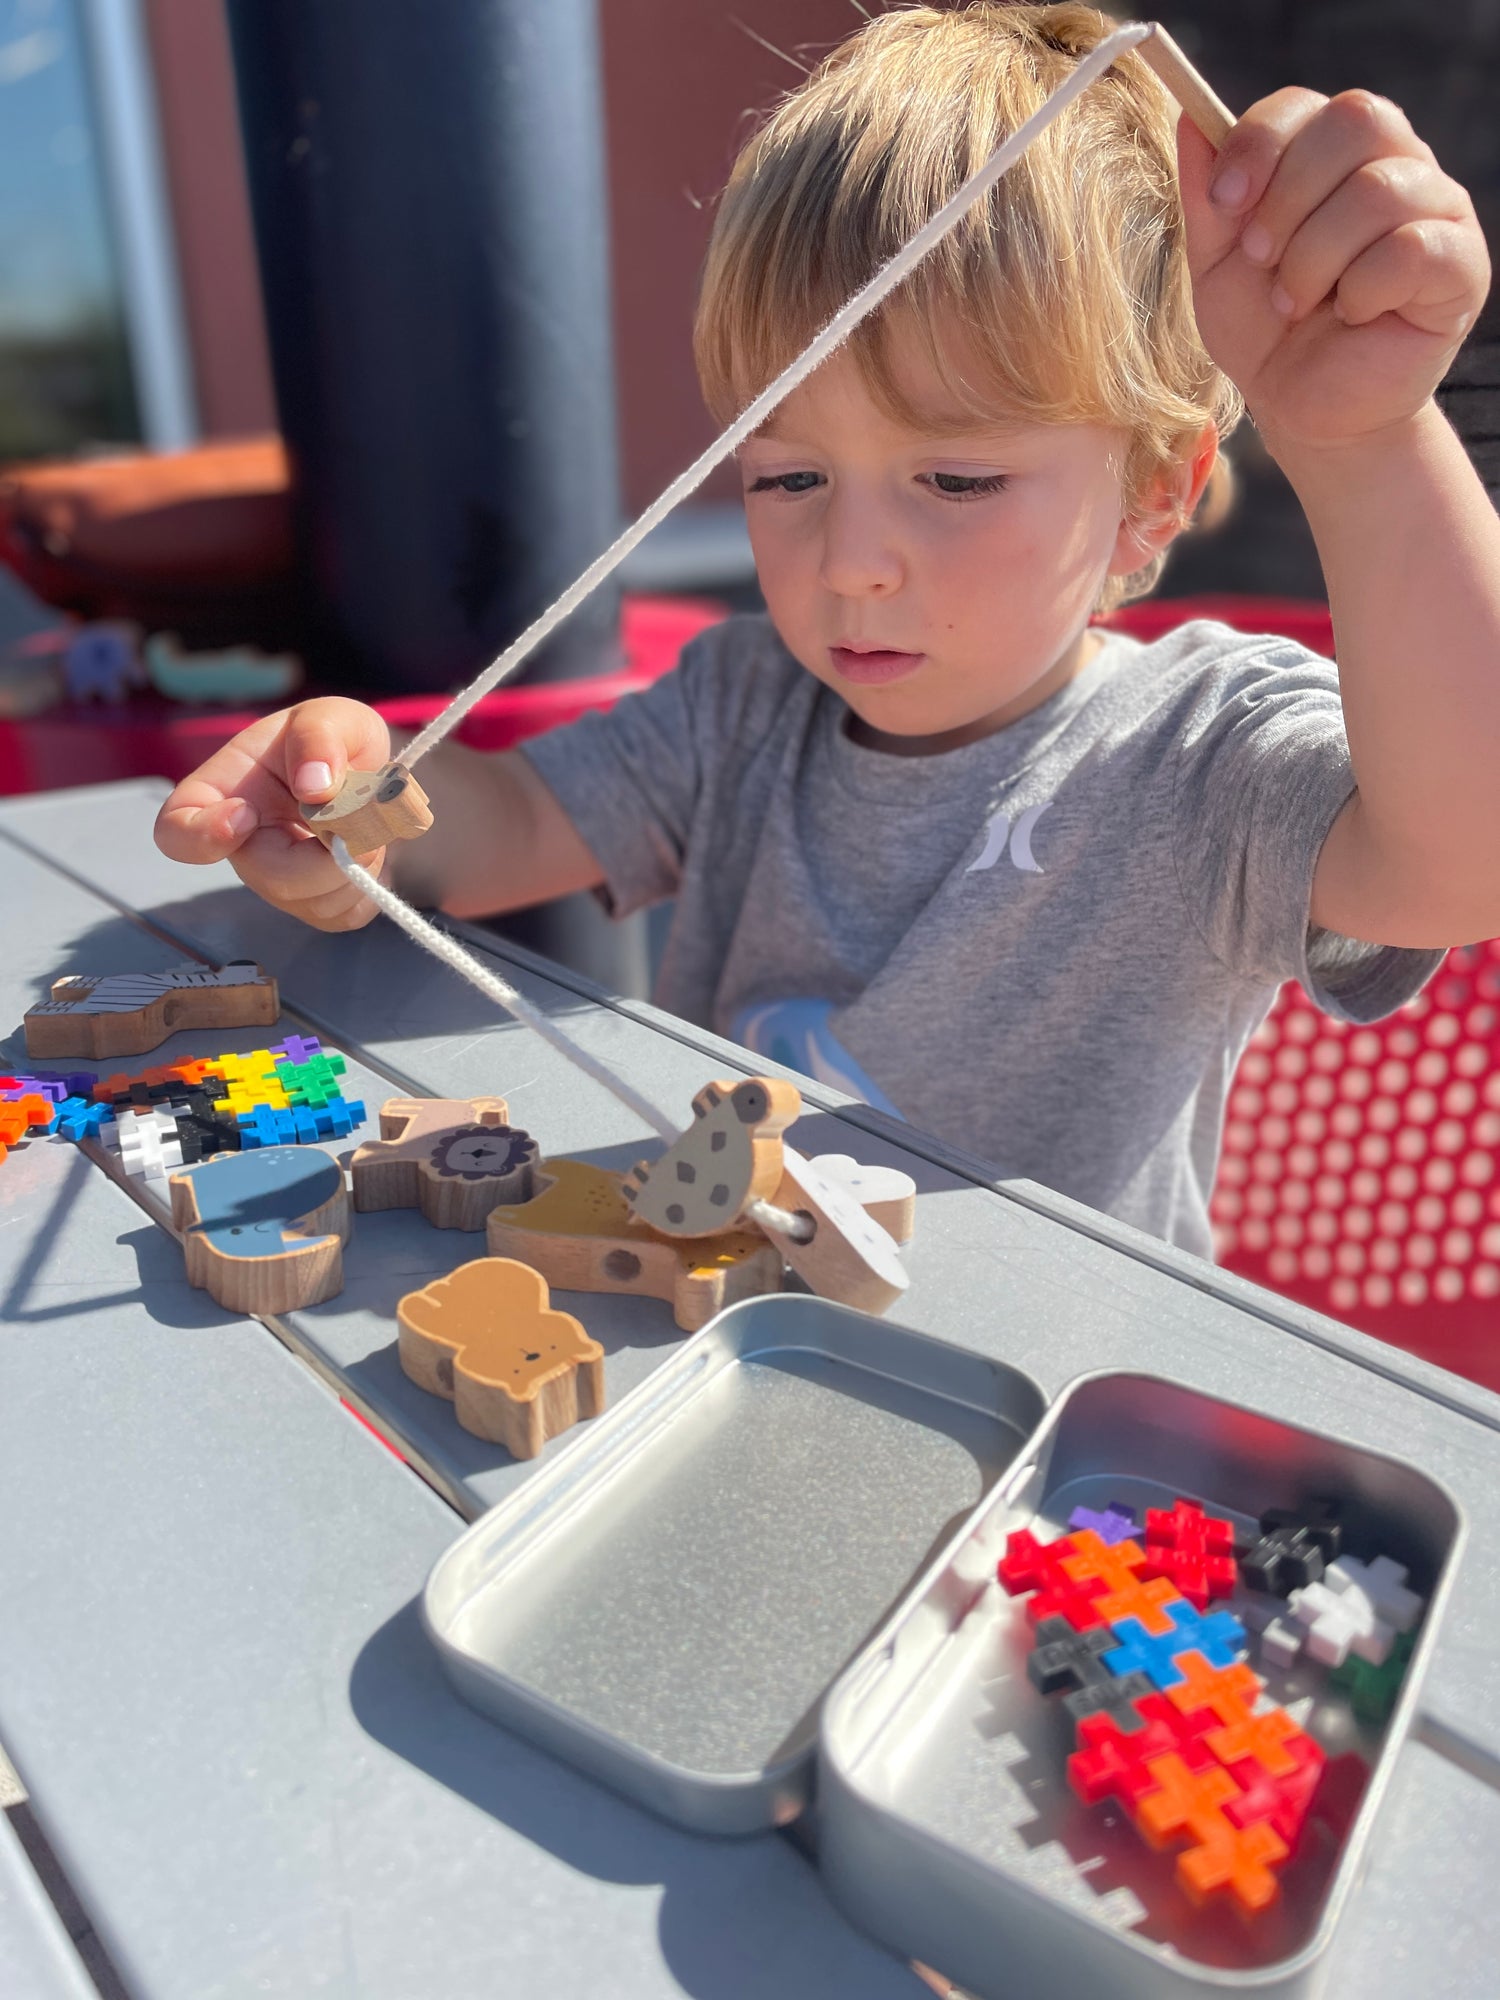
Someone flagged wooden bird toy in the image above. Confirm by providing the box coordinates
[24,961,279,1060]
[169,1145,350,1315]
[351,1095,537,1230]
[486,1155,785,1331]
[302,760,433,854]
[621,1076,801,1236]
[397,1257,605,1458]
[758,1147,910,1315]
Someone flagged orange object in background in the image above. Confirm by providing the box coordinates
[0,437,301,649]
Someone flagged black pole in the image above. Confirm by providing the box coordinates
[226,0,622,690]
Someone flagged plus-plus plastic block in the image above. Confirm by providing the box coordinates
[1144,1498,1235,1554]
[1329,1629,1416,1723]
[1220,1732,1326,1845]
[54,1096,115,1141]
[274,1052,348,1109]
[0,1093,55,1155]
[1,1075,70,1103]
[1133,1753,1289,1915]
[1058,1529,1147,1596]
[997,1528,1113,1631]
[1326,1554,1424,1634]
[268,1034,322,1064]
[1164,1654,1262,1733]
[1259,1616,1304,1670]
[1066,1502,1139,1546]
[1204,1702,1303,1777]
[1027,1617,1124,1700]
[1090,1573,1183,1635]
[1237,1501,1342,1597]
[1068,1695,1215,1808]
[1140,1542,1239,1612]
[1287,1579,1396,1668]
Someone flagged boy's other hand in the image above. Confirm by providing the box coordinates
[1177,90,1489,454]
[153,697,395,932]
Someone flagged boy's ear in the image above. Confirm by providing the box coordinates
[1107,422,1219,576]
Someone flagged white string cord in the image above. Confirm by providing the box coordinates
[395,21,1152,772]
[333,841,813,1238]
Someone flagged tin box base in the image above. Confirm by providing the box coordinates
[424,1295,1046,1834]
[818,1371,1461,1999]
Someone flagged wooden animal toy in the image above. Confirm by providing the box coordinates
[808,1153,917,1245]
[621,1076,801,1236]
[397,1257,605,1458]
[302,760,433,854]
[169,1145,350,1315]
[758,1147,910,1315]
[486,1155,785,1331]
[144,631,302,705]
[351,1096,537,1230]
[24,961,279,1060]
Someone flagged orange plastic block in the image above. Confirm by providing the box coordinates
[1059,1530,1148,1597]
[1090,1574,1182,1635]
[93,1058,223,1103]
[0,1092,51,1158]
[1134,1751,1289,1915]
[1165,1653,1262,1733]
[1206,1703,1305,1778]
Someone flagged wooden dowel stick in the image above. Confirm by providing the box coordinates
[1139,24,1235,150]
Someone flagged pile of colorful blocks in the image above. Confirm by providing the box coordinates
[13,1036,366,1183]
[0,1074,71,1159]
[1001,1496,1426,1919]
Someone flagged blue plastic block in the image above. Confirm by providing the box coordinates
[55,1097,114,1142]
[1104,1600,1248,1690]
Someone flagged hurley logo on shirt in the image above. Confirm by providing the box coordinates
[966,800,1052,875]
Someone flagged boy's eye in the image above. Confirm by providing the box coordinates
[925,471,1010,498]
[747,471,823,495]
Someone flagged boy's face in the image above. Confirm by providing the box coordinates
[738,323,1156,750]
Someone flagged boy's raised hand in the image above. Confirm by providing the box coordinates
[153,697,393,931]
[1177,90,1489,451]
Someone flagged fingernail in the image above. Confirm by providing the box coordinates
[1210,166,1249,211]
[224,800,258,840]
[1241,222,1273,264]
[293,760,334,798]
[1270,284,1296,318]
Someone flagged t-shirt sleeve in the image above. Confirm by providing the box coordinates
[1170,631,1441,1022]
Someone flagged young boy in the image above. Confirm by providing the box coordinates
[155,4,1497,1260]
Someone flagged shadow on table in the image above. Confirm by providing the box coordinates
[349,1600,924,2000]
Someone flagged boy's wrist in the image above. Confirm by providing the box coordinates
[1255,396,1451,496]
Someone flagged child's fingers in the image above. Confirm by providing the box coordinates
[230,822,387,932]
[1334,218,1488,336]
[1232,90,1431,274]
[281,697,392,805]
[1270,156,1467,322]
[1204,85,1328,221]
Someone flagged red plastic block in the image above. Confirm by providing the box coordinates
[997,1527,1068,1596]
[999,1529,1111,1630]
[1221,1733,1326,1847]
[1139,1543,1240,1612]
[1068,1694,1215,1809]
[1144,1497,1235,1554]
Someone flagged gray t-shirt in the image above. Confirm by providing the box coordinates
[522,614,1439,1257]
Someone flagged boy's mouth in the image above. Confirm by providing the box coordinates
[829,644,925,686]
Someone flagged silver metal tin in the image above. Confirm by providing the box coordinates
[422,1294,1046,1835]
[817,1370,1463,1999]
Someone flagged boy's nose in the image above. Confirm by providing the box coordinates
[816,495,904,597]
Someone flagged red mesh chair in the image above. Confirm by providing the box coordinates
[1211,946,1500,1392]
[1102,596,1500,1393]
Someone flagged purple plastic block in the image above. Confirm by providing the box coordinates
[269,1034,322,1065]
[1069,1503,1139,1546]
[2,1077,70,1104]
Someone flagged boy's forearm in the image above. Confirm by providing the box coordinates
[1270,399,1500,943]
[383,738,605,919]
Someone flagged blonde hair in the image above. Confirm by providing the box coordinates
[694,2,1241,608]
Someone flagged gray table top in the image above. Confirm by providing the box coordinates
[0,1815,95,2000]
[1,778,1498,1997]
